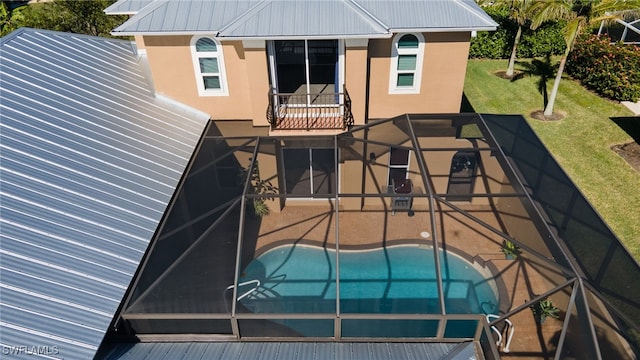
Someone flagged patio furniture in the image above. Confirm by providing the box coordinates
[390,178,413,215]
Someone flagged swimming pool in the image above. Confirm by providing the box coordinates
[239,244,499,316]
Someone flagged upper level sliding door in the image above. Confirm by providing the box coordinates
[270,40,341,105]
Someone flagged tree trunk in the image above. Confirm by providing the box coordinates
[544,50,568,117]
[506,25,522,77]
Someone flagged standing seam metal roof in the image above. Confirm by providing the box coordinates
[0,28,209,360]
[109,0,498,37]
[104,0,156,15]
[98,341,478,360]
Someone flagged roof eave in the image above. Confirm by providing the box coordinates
[105,10,139,15]
[110,31,392,40]
[389,26,498,33]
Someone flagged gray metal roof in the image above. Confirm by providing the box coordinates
[110,0,498,38]
[0,28,209,360]
[104,0,155,14]
[98,341,478,360]
[356,0,498,31]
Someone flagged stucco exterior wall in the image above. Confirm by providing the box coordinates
[367,32,471,119]
[344,41,368,126]
[140,32,470,127]
[142,36,268,122]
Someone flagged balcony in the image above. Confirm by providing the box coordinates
[267,85,354,131]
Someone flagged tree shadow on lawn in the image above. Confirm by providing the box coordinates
[610,116,640,173]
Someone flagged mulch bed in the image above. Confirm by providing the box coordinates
[530,110,566,121]
[612,142,640,173]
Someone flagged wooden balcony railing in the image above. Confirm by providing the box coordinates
[267,85,354,131]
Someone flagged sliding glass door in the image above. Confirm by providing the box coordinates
[283,148,336,196]
[271,40,340,105]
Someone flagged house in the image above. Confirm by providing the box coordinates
[1,1,639,360]
[105,0,498,132]
[103,0,498,211]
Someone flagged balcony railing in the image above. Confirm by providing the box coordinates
[267,85,354,131]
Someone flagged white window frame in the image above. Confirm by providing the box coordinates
[388,33,425,94]
[191,36,228,96]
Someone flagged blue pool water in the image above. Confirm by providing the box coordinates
[239,244,499,316]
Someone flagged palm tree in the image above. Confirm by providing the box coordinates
[506,0,534,77]
[529,0,640,117]
[478,0,534,78]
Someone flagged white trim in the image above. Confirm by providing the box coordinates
[338,39,345,113]
[111,31,393,39]
[388,33,425,95]
[190,35,229,97]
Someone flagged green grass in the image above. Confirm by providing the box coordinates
[464,59,640,260]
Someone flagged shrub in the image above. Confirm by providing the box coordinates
[567,34,640,102]
[469,6,566,59]
[517,21,566,58]
[469,7,512,59]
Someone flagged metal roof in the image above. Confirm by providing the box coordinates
[103,0,155,15]
[98,341,478,360]
[356,0,498,31]
[110,0,498,38]
[0,28,209,360]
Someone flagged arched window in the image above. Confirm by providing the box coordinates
[191,36,228,96]
[389,33,424,94]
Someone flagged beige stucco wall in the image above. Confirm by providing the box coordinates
[139,32,470,126]
[367,32,471,119]
[344,43,368,126]
[141,36,269,122]
[136,33,470,126]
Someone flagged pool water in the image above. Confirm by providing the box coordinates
[239,244,499,317]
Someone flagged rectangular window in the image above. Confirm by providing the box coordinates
[397,74,415,87]
[397,55,416,70]
[199,58,219,73]
[203,76,221,90]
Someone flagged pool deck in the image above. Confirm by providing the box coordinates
[254,204,565,359]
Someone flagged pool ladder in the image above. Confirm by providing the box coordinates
[225,279,261,301]
[486,314,514,353]
[223,280,261,313]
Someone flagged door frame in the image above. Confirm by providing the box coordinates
[282,147,339,199]
[268,39,345,107]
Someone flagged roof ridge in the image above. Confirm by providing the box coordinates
[110,0,169,35]
[217,0,272,38]
[346,0,391,36]
[452,0,499,27]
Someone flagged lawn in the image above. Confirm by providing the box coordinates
[463,59,640,260]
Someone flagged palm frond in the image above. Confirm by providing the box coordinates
[529,0,574,29]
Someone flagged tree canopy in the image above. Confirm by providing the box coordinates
[529,0,640,116]
[1,0,127,38]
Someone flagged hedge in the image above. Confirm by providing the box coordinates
[469,6,566,59]
[566,34,640,102]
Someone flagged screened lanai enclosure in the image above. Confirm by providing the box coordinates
[110,114,639,359]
